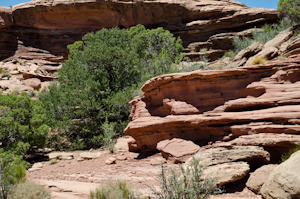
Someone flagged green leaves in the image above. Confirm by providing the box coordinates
[278,0,300,23]
[40,25,183,150]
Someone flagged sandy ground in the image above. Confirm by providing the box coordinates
[27,148,261,199]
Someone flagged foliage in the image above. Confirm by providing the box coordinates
[0,150,27,199]
[8,180,51,199]
[252,20,293,44]
[180,56,209,72]
[232,37,254,54]
[0,93,49,152]
[39,25,183,150]
[89,180,145,199]
[281,144,300,162]
[152,158,222,199]
[101,121,117,153]
[251,56,268,65]
[278,0,300,23]
[0,93,48,199]
[224,50,236,59]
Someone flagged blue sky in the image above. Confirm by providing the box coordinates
[0,0,279,9]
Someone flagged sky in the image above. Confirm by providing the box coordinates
[0,0,279,9]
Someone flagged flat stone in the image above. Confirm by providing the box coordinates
[80,152,101,159]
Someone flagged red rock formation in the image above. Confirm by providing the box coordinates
[0,0,278,60]
[125,58,300,152]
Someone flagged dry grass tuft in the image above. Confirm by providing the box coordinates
[251,56,267,65]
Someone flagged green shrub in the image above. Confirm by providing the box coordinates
[224,50,236,59]
[39,25,183,150]
[8,180,51,199]
[278,0,300,23]
[89,180,145,199]
[0,93,49,152]
[0,93,48,199]
[233,37,254,54]
[0,150,27,199]
[152,158,222,199]
[281,144,300,162]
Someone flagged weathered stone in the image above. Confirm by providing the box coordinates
[105,157,117,165]
[234,42,264,61]
[28,162,44,172]
[48,152,73,160]
[246,164,278,194]
[80,152,101,159]
[186,146,270,167]
[203,162,250,186]
[23,78,41,90]
[157,138,200,163]
[264,27,294,49]
[261,150,300,199]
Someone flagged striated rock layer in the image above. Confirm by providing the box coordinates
[0,0,278,60]
[125,58,300,153]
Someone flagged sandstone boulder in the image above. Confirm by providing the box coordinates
[0,7,13,28]
[157,138,200,163]
[186,146,270,167]
[203,162,250,186]
[246,164,278,194]
[261,150,300,199]
[23,78,41,90]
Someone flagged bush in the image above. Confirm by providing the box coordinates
[39,25,183,150]
[281,144,300,162]
[232,37,254,54]
[8,180,51,199]
[152,158,222,199]
[89,180,145,199]
[0,150,27,199]
[278,0,300,23]
[251,56,268,65]
[0,93,49,152]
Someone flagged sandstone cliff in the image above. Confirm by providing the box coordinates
[0,0,278,60]
[125,56,300,162]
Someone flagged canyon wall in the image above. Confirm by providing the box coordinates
[0,0,278,60]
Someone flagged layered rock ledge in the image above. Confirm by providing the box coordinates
[0,0,278,60]
[125,57,300,157]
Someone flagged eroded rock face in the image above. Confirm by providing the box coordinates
[125,58,300,152]
[0,0,278,60]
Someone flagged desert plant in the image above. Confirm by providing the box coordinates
[39,25,183,150]
[251,56,268,65]
[152,158,222,199]
[89,180,145,199]
[278,0,300,23]
[224,50,236,59]
[101,121,117,153]
[281,144,300,162]
[8,180,51,199]
[232,37,254,54]
[0,150,27,199]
